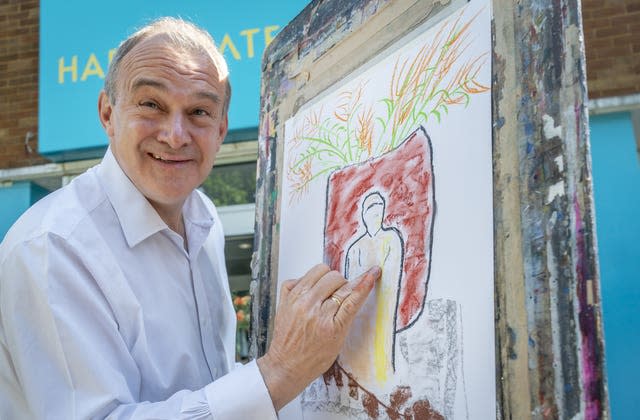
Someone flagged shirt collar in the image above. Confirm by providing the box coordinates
[183,190,215,256]
[96,148,214,250]
[97,148,168,248]
[98,148,214,254]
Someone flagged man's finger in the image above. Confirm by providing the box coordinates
[290,263,331,295]
[319,273,349,313]
[313,270,348,301]
[279,279,300,301]
[334,266,381,326]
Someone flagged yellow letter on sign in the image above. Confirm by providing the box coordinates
[58,56,78,84]
[81,53,105,81]
[220,33,241,60]
[240,28,260,58]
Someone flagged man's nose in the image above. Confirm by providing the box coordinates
[158,113,190,148]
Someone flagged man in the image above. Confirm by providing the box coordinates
[0,18,380,419]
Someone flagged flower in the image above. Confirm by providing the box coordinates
[232,292,251,331]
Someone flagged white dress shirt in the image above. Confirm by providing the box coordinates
[0,149,277,419]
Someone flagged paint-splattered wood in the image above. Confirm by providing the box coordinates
[493,0,609,418]
[253,0,610,418]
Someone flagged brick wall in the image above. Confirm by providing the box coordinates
[583,0,640,99]
[0,0,47,170]
[0,1,638,170]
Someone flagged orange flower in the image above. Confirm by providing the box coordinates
[236,310,245,322]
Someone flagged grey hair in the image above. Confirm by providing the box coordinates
[104,17,231,114]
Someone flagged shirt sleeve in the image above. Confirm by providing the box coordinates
[205,360,278,419]
[0,233,278,420]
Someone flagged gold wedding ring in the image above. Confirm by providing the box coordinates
[330,295,342,306]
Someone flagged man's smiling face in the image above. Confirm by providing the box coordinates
[99,34,228,213]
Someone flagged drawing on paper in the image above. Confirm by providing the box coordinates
[279,4,492,418]
[324,126,434,394]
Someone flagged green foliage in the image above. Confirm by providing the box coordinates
[200,162,256,207]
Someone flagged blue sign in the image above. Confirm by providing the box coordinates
[39,1,308,159]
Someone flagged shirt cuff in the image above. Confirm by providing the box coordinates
[205,360,278,420]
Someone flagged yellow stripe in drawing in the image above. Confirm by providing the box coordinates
[374,273,391,383]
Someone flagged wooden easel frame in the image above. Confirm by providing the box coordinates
[250,1,609,418]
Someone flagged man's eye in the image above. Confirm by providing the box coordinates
[192,109,210,117]
[140,101,159,109]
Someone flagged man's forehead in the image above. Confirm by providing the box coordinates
[120,35,222,83]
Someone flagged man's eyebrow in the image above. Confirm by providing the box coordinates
[131,78,167,92]
[131,78,221,105]
[195,91,221,105]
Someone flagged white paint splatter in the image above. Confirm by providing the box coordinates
[542,114,563,139]
[548,210,558,228]
[547,180,565,204]
[554,155,564,172]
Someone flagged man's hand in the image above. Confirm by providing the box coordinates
[256,264,381,411]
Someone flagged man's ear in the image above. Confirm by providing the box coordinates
[98,91,115,138]
[215,113,229,151]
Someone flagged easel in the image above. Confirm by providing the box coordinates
[251,1,609,418]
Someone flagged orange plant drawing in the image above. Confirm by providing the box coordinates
[287,7,489,203]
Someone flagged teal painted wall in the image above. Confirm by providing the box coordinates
[0,181,47,240]
[589,111,640,420]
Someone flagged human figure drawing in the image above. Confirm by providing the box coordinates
[343,191,404,389]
